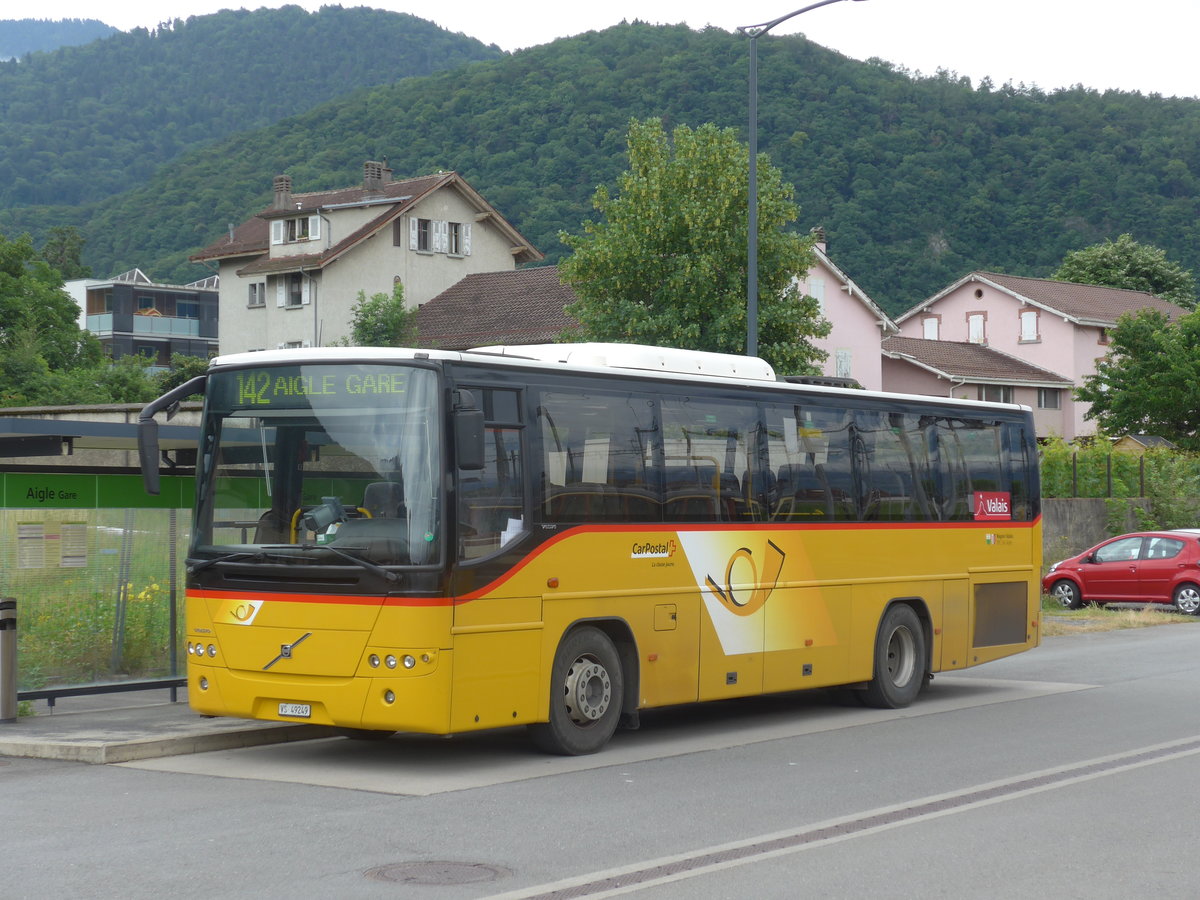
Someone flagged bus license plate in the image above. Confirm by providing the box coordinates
[278,702,311,718]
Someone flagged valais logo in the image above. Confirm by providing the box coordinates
[973,491,1012,521]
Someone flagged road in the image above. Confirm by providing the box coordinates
[6,624,1200,899]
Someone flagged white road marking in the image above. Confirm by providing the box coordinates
[488,734,1200,899]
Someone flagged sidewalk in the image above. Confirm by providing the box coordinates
[0,691,334,764]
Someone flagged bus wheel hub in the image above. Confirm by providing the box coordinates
[565,658,611,724]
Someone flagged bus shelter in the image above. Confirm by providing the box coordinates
[0,411,198,704]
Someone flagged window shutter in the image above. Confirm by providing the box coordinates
[308,215,321,241]
[301,278,311,306]
[462,223,472,256]
[436,220,448,253]
[271,220,284,245]
[409,217,419,250]
[276,279,286,307]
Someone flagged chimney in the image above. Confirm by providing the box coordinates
[364,160,384,192]
[382,156,393,183]
[810,226,827,254]
[273,175,292,210]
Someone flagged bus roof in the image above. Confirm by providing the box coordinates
[207,344,1031,415]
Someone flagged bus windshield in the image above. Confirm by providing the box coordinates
[195,362,441,567]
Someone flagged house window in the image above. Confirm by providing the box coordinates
[287,273,303,307]
[967,312,986,344]
[835,349,852,378]
[1098,327,1110,345]
[270,215,321,245]
[922,316,939,340]
[1038,388,1062,409]
[809,277,826,315]
[409,217,471,255]
[177,301,200,319]
[275,273,309,308]
[138,295,156,312]
[411,217,432,252]
[248,283,265,307]
[1020,309,1039,342]
[979,385,1013,404]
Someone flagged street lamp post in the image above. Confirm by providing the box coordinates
[738,0,867,357]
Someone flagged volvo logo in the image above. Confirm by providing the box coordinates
[263,632,312,670]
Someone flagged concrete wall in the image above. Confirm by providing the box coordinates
[1042,497,1148,564]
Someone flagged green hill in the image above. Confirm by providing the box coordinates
[3,17,1200,315]
[0,18,117,58]
[0,6,500,208]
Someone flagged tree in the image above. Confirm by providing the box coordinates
[341,282,416,347]
[558,118,829,374]
[1053,234,1197,309]
[1074,309,1200,448]
[0,232,102,391]
[154,352,210,395]
[39,225,92,279]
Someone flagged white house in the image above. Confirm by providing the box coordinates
[190,162,542,353]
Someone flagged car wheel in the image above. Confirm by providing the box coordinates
[1173,583,1200,615]
[1050,579,1083,610]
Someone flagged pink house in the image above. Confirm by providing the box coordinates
[893,272,1189,439]
[797,232,897,391]
[881,336,1074,438]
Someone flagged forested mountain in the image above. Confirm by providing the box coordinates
[0,18,116,58]
[0,6,500,208]
[3,17,1200,314]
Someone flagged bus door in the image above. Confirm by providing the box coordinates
[449,384,542,732]
[660,395,765,700]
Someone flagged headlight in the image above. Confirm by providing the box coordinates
[1047,562,1059,573]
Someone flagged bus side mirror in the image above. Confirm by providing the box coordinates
[454,390,485,471]
[138,374,208,495]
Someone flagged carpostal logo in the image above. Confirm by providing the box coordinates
[973,491,1012,521]
[631,539,677,559]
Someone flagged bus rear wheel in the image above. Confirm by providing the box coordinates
[863,604,925,709]
[529,626,623,755]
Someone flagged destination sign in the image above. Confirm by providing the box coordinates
[212,365,418,411]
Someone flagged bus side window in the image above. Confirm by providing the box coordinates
[458,388,524,561]
[538,389,659,524]
[763,404,852,522]
[660,396,754,523]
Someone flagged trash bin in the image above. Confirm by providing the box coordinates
[0,598,15,723]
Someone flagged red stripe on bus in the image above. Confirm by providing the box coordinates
[454,514,1043,601]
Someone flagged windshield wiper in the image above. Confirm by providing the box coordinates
[187,545,309,574]
[299,542,401,583]
[187,551,260,575]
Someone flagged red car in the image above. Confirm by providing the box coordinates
[1042,529,1200,614]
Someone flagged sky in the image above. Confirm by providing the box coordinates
[26,1,1200,99]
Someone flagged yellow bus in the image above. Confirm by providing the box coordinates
[139,342,1041,754]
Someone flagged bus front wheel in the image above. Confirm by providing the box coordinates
[863,604,925,709]
[529,626,623,755]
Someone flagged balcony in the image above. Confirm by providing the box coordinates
[87,313,202,337]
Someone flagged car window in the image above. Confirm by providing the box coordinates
[1094,537,1144,562]
[1145,537,1185,560]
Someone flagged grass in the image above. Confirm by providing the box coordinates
[1040,596,1197,635]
